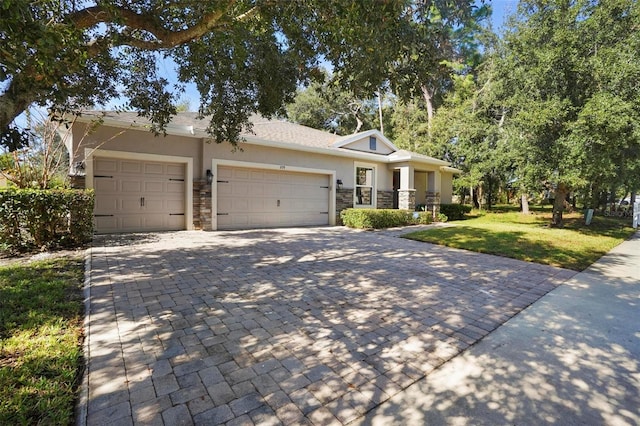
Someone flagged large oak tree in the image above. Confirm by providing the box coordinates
[1,0,477,150]
[497,0,640,226]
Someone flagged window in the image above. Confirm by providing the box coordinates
[369,136,377,151]
[355,165,375,206]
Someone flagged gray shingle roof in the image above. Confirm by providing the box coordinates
[78,111,340,148]
[75,110,457,169]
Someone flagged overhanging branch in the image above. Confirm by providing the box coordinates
[66,1,251,50]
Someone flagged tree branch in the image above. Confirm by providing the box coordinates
[66,1,243,50]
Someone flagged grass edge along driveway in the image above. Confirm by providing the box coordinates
[0,256,85,425]
[403,210,636,271]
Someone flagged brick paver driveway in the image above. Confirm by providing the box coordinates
[82,227,575,425]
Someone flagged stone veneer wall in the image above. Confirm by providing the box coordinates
[377,190,394,209]
[398,189,416,211]
[69,175,86,189]
[336,188,354,225]
[426,191,441,218]
[193,180,212,231]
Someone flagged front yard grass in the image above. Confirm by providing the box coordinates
[403,208,636,271]
[0,256,85,425]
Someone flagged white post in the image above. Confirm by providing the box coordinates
[633,201,640,229]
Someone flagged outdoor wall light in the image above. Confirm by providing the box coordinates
[206,169,213,184]
[336,179,343,189]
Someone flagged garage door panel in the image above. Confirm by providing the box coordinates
[121,215,144,229]
[235,169,251,179]
[217,165,329,230]
[94,157,186,233]
[166,199,185,211]
[144,199,164,211]
[95,216,118,230]
[166,164,184,176]
[120,197,142,211]
[121,180,143,192]
[94,197,119,212]
[144,181,164,192]
[167,182,184,193]
[143,163,165,175]
[121,161,142,174]
[94,179,117,192]
[95,158,118,173]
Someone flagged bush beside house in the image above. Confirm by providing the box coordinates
[0,189,94,254]
[439,204,472,221]
[341,208,437,229]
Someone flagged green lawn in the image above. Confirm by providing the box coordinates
[0,256,85,425]
[403,209,636,271]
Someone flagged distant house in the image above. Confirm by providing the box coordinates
[65,112,460,233]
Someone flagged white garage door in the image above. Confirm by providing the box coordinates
[216,166,330,230]
[93,157,186,233]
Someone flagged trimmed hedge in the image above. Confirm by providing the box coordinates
[0,189,94,254]
[340,208,434,229]
[439,204,472,221]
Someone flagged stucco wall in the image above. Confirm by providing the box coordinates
[72,123,201,177]
[342,136,394,155]
[441,172,454,204]
[72,123,396,192]
[204,142,394,192]
[415,171,427,205]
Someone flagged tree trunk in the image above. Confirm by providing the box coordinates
[521,193,529,214]
[420,84,434,135]
[376,91,384,135]
[0,79,36,134]
[472,186,479,209]
[551,183,569,227]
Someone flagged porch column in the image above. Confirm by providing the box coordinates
[426,170,442,218]
[397,165,416,210]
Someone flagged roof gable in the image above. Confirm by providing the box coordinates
[332,130,397,155]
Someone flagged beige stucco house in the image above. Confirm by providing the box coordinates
[65,111,460,233]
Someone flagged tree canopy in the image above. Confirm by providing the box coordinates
[496,0,640,225]
[1,0,478,150]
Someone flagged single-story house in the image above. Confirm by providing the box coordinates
[64,111,460,233]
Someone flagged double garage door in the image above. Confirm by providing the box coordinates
[216,166,330,230]
[93,158,330,233]
[93,157,186,233]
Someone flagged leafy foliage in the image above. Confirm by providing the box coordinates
[340,208,434,229]
[439,203,472,221]
[1,112,71,189]
[0,189,94,254]
[286,75,380,135]
[1,0,478,149]
[496,0,640,224]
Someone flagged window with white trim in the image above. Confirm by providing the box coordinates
[355,165,375,206]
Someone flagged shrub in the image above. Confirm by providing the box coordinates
[0,188,94,254]
[340,208,433,229]
[439,204,472,221]
[437,212,448,222]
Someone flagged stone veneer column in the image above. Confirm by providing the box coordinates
[336,188,354,225]
[398,189,416,211]
[69,175,86,189]
[193,180,212,231]
[426,191,441,218]
[376,190,394,209]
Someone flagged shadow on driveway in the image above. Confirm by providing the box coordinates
[82,227,575,425]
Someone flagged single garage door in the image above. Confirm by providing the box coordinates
[93,157,186,233]
[216,166,330,230]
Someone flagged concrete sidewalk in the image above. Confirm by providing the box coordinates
[358,231,640,425]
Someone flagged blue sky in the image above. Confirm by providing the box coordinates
[170,1,520,110]
[489,0,518,30]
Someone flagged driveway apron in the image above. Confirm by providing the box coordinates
[79,227,575,425]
